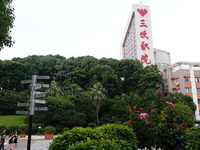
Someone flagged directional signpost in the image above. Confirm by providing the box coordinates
[18,74,50,150]
[35,83,50,90]
[34,91,47,98]
[21,80,32,84]
[34,99,46,104]
[17,103,30,107]
[35,107,48,111]
[16,111,29,115]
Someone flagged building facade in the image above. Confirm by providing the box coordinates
[154,48,171,70]
[163,62,200,121]
[121,4,154,66]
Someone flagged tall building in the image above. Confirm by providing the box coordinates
[121,4,154,66]
[163,62,200,121]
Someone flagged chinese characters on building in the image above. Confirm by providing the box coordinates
[137,8,152,64]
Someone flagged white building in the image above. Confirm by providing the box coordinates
[121,4,154,66]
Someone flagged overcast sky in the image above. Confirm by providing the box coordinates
[0,0,199,64]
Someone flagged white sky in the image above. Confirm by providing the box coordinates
[0,0,199,64]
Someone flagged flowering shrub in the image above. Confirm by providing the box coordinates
[126,102,195,149]
[139,113,149,119]
[166,101,174,108]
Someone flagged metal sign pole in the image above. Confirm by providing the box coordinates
[27,74,37,150]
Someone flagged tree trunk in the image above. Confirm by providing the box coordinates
[96,108,99,123]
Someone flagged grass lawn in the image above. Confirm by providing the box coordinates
[0,115,27,127]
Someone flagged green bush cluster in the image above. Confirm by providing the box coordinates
[48,124,138,150]
[0,125,42,134]
[44,126,56,134]
[185,127,200,149]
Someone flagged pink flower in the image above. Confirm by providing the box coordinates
[128,120,133,123]
[161,117,165,120]
[166,101,174,108]
[185,105,188,108]
[133,106,137,109]
[139,113,149,119]
[126,106,131,109]
[157,128,161,131]
[135,111,140,113]
[151,109,155,112]
[139,108,143,110]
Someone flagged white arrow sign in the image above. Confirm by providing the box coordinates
[21,80,32,84]
[16,110,29,115]
[35,107,48,111]
[34,84,50,90]
[34,91,47,98]
[17,103,30,107]
[37,76,50,80]
[34,99,46,104]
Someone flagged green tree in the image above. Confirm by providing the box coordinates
[89,64,119,98]
[165,92,196,112]
[118,59,143,94]
[0,0,15,50]
[137,65,162,95]
[46,81,62,97]
[90,82,106,124]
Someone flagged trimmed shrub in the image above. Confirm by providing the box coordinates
[55,125,63,134]
[20,125,28,133]
[49,124,138,150]
[44,126,56,134]
[38,127,45,134]
[62,127,69,132]
[32,125,39,134]
[68,138,125,150]
[9,125,19,132]
[0,126,6,131]
[96,124,138,149]
[49,127,99,150]
[87,122,96,128]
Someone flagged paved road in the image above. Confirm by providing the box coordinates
[5,135,53,150]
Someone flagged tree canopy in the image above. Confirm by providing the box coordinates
[0,0,15,50]
[0,55,196,128]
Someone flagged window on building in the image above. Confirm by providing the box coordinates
[185,87,192,93]
[184,77,190,82]
[198,99,200,104]
[197,88,200,93]
[195,77,200,82]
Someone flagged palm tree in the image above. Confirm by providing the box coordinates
[46,81,62,97]
[90,82,106,124]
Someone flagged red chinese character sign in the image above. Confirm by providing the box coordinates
[140,30,149,39]
[141,54,151,64]
[134,5,154,66]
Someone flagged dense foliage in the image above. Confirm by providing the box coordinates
[0,54,198,149]
[0,55,165,126]
[0,0,15,50]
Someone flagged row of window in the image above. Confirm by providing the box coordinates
[184,77,200,82]
[185,88,200,93]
